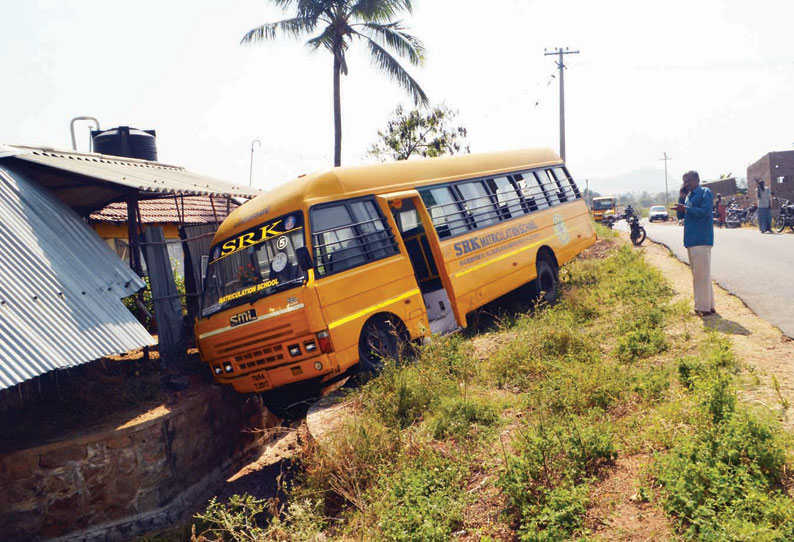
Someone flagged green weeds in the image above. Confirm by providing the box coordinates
[427,395,499,440]
[372,453,468,542]
[188,241,794,542]
[655,336,794,541]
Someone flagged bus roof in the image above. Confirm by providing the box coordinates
[215,147,563,243]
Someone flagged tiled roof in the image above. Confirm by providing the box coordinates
[90,196,240,225]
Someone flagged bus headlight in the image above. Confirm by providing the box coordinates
[213,365,222,375]
[223,362,233,373]
[288,344,301,357]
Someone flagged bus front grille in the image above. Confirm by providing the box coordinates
[234,344,285,369]
[215,323,293,356]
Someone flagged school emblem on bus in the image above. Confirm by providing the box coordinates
[553,213,569,244]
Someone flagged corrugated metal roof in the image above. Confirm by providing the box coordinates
[89,196,240,225]
[0,164,155,391]
[2,143,261,197]
[0,143,261,216]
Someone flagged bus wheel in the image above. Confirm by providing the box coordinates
[358,316,403,375]
[533,257,559,304]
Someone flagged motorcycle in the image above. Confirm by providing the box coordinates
[601,212,618,229]
[626,209,647,246]
[725,204,756,228]
[603,208,647,245]
[773,198,794,233]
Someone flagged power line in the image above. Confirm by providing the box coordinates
[544,47,579,161]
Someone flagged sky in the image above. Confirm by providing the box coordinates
[2,0,793,196]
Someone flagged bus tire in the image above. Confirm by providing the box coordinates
[533,257,559,305]
[357,315,405,375]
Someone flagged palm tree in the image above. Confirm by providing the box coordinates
[241,0,428,167]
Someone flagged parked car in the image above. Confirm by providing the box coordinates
[648,205,669,222]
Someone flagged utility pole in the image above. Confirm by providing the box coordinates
[659,152,672,206]
[249,139,262,187]
[585,178,590,207]
[544,47,579,161]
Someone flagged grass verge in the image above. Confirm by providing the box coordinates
[185,239,794,542]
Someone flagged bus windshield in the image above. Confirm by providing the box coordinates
[201,212,306,316]
[592,198,615,211]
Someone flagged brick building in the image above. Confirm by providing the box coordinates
[746,150,794,206]
[702,177,738,198]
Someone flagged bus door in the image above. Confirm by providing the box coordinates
[378,192,460,334]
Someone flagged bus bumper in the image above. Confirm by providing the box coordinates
[213,352,340,393]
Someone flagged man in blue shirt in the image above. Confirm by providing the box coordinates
[673,171,715,316]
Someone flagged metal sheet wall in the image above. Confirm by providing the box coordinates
[0,165,154,390]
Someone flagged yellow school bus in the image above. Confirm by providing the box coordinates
[591,195,617,222]
[195,148,596,393]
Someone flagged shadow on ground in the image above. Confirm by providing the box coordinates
[703,314,751,336]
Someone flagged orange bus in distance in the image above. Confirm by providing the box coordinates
[195,148,597,393]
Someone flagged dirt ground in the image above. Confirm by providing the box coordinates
[586,455,672,542]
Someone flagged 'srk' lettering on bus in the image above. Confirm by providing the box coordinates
[218,221,288,259]
[453,220,538,257]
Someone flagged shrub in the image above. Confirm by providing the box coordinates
[303,417,399,513]
[655,337,794,540]
[632,365,672,403]
[487,309,597,391]
[373,453,467,542]
[426,395,499,440]
[193,494,267,541]
[677,357,703,391]
[362,362,445,430]
[614,304,669,362]
[500,416,616,540]
[515,485,589,542]
[122,265,187,330]
[192,494,326,542]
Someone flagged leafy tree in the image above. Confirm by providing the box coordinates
[368,104,469,161]
[241,0,428,167]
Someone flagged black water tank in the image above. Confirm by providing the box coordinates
[91,126,158,161]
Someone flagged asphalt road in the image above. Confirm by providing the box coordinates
[619,220,794,338]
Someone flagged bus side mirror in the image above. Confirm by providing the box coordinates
[296,246,313,272]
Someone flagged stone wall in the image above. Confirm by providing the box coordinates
[0,386,279,542]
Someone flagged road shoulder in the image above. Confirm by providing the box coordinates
[640,238,794,429]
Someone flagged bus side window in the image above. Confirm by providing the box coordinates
[547,168,569,202]
[514,172,547,212]
[349,200,399,261]
[456,181,500,229]
[554,166,580,199]
[311,204,367,276]
[419,186,469,238]
[489,176,524,219]
[534,169,560,206]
